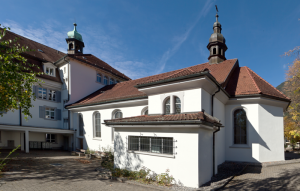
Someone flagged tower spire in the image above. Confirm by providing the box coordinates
[207,6,227,65]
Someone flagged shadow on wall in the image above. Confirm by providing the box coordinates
[114,133,143,171]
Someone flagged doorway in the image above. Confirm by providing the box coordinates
[63,136,69,151]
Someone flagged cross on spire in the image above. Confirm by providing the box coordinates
[215,5,219,22]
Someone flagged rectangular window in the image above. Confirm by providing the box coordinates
[46,134,56,143]
[45,107,55,119]
[63,118,68,129]
[48,90,56,101]
[128,136,173,155]
[64,67,66,74]
[38,88,47,99]
[46,67,54,76]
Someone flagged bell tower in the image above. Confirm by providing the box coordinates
[207,7,227,64]
[66,23,85,54]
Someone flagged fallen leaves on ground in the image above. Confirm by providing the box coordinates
[74,159,91,164]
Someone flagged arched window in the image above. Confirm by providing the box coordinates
[165,98,170,115]
[213,48,216,55]
[104,76,108,85]
[114,111,123,119]
[97,73,102,83]
[175,97,181,114]
[69,43,73,50]
[141,106,148,115]
[109,78,114,85]
[79,114,84,136]
[94,112,101,138]
[234,109,247,144]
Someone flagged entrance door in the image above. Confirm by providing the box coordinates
[79,138,83,149]
[63,136,69,151]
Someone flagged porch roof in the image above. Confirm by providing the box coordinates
[104,111,222,127]
[0,124,75,134]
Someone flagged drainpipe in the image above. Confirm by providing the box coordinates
[212,87,220,177]
[64,57,71,130]
[19,106,22,126]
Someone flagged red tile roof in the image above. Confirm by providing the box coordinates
[67,58,290,108]
[1,30,130,83]
[104,112,222,126]
[68,54,131,80]
[67,59,237,107]
[225,66,289,100]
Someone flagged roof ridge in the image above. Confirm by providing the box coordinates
[3,29,66,56]
[244,66,261,94]
[246,67,290,99]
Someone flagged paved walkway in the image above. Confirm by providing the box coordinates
[222,162,300,191]
[0,150,158,191]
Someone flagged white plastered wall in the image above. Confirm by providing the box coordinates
[258,104,284,162]
[114,127,213,188]
[72,105,147,151]
[225,104,260,163]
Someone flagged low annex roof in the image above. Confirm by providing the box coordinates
[104,112,222,127]
[67,58,290,109]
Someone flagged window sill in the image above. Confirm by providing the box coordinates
[93,138,102,141]
[229,145,251,149]
[95,81,103,84]
[127,150,175,158]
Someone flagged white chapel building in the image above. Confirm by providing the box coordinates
[0,13,290,188]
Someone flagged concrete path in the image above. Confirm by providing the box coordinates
[222,162,300,191]
[0,150,158,191]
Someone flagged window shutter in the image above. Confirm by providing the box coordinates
[33,86,36,97]
[56,109,61,120]
[39,106,45,118]
[56,91,61,103]
[36,86,39,98]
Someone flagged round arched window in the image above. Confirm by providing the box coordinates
[165,98,170,115]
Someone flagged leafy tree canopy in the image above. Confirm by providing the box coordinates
[0,24,43,119]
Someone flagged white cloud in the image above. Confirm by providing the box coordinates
[155,0,214,74]
[2,19,152,79]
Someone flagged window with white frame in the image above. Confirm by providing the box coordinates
[38,88,47,99]
[48,90,56,101]
[164,98,170,115]
[94,112,101,138]
[63,118,68,129]
[234,109,247,144]
[45,67,55,76]
[112,110,122,142]
[45,107,55,119]
[128,136,173,155]
[109,78,114,85]
[175,97,181,114]
[97,73,102,83]
[104,76,108,85]
[46,134,56,143]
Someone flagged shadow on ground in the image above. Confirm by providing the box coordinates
[222,165,300,191]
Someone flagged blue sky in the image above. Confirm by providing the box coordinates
[1,0,300,87]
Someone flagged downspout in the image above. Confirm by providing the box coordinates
[212,87,220,177]
[64,57,71,130]
[19,106,22,126]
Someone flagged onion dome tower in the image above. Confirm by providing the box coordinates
[66,23,85,54]
[207,9,227,64]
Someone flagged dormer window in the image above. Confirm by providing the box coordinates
[46,67,54,76]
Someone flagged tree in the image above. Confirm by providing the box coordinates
[0,24,43,119]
